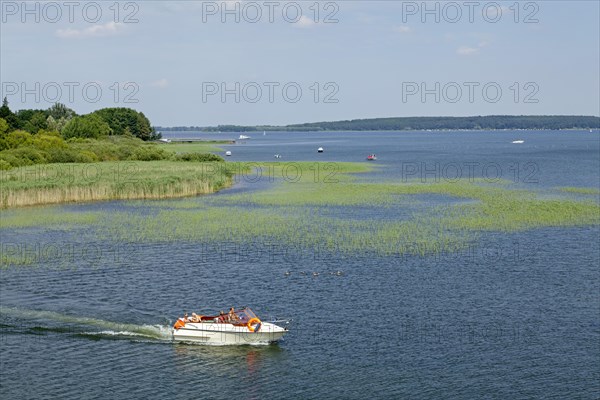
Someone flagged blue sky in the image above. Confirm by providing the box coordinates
[1,0,599,126]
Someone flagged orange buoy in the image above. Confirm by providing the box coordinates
[173,319,186,330]
[247,317,261,332]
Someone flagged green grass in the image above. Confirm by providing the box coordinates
[2,161,599,265]
[558,186,600,195]
[0,161,236,208]
[162,142,225,153]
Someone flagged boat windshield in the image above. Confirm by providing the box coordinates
[234,308,258,323]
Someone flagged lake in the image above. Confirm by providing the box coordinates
[1,130,599,399]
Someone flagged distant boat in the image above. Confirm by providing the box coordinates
[590,129,593,133]
[158,138,171,143]
[274,154,282,159]
[317,147,324,153]
[225,151,232,156]
[239,134,251,140]
[263,131,266,136]
[366,154,377,161]
[511,140,524,144]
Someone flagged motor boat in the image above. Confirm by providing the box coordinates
[225,151,232,156]
[511,140,524,144]
[239,135,251,140]
[317,147,324,153]
[173,307,289,345]
[366,154,377,161]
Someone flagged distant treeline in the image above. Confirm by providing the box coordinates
[157,115,600,132]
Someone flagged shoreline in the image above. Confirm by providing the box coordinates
[159,128,599,133]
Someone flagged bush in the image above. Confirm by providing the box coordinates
[46,147,98,163]
[0,153,21,168]
[68,138,136,161]
[80,150,100,163]
[128,145,170,161]
[174,153,224,162]
[0,147,49,166]
[0,159,12,170]
[1,130,33,150]
[31,133,68,151]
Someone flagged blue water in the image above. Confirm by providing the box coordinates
[165,130,600,187]
[1,131,599,399]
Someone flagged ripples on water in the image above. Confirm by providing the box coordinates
[1,131,599,398]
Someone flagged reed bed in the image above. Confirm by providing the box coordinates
[0,161,235,208]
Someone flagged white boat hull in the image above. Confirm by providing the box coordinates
[173,321,287,345]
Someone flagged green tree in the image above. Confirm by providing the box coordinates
[0,117,9,137]
[47,103,76,120]
[22,111,49,134]
[92,108,154,140]
[62,114,112,139]
[46,115,70,133]
[0,97,19,130]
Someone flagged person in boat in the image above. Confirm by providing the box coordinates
[216,310,225,323]
[228,307,239,323]
[190,313,201,323]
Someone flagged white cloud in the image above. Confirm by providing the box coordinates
[150,79,169,89]
[56,22,125,39]
[457,41,489,56]
[295,15,316,28]
[392,26,412,33]
[457,46,479,55]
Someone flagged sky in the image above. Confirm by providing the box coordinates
[1,0,599,126]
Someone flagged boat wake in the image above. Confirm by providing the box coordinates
[0,306,172,342]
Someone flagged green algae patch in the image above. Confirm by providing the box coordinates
[2,162,599,263]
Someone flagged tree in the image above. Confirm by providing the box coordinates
[0,97,19,131]
[62,114,112,139]
[48,103,76,120]
[46,115,70,133]
[91,108,154,140]
[0,117,9,137]
[22,111,49,134]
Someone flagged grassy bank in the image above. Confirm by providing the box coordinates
[161,141,226,154]
[0,161,236,208]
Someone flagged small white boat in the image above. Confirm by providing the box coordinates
[511,140,524,144]
[239,135,251,140]
[317,147,324,153]
[225,151,232,156]
[173,307,289,345]
[274,154,282,159]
